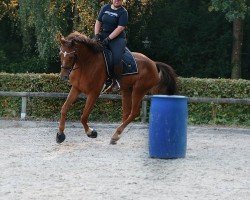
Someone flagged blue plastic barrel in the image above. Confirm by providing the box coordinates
[149,95,188,159]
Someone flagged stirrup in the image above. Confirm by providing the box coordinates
[101,79,113,94]
[112,80,120,92]
[101,79,120,94]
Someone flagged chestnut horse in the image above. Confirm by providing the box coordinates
[57,31,177,144]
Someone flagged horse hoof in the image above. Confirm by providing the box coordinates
[56,132,66,143]
[110,139,117,145]
[87,130,98,138]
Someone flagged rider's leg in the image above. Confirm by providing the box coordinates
[110,38,126,78]
[109,38,126,90]
[102,37,126,93]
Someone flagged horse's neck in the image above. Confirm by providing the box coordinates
[74,52,106,83]
[75,49,92,70]
[78,52,102,73]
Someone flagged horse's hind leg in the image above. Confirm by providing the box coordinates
[110,89,146,145]
[121,89,132,122]
[57,87,80,143]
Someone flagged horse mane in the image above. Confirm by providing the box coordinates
[65,31,103,53]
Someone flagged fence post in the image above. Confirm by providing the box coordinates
[21,97,27,120]
[141,100,148,123]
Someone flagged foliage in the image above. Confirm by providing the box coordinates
[18,0,72,61]
[72,0,100,35]
[0,0,250,78]
[209,0,249,79]
[0,73,249,126]
[0,57,47,73]
[17,0,104,61]
[242,9,250,77]
[137,0,233,78]
[179,77,250,98]
[0,50,7,64]
[178,77,250,125]
[0,0,18,21]
[209,0,248,21]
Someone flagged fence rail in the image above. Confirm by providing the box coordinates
[0,91,249,121]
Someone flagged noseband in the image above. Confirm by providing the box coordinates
[60,47,79,71]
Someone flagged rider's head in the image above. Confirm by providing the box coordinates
[111,0,123,8]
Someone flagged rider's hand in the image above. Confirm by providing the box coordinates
[93,33,102,41]
[102,37,111,47]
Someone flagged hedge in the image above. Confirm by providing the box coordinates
[0,73,249,126]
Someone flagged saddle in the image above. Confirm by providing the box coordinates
[103,47,138,77]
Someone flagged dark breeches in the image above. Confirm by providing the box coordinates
[108,38,126,66]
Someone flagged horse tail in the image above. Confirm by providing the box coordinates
[150,62,177,95]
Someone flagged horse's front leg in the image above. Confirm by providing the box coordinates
[56,87,80,143]
[81,93,99,138]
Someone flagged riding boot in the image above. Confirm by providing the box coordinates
[112,63,123,91]
[114,63,123,80]
[102,63,123,93]
[102,77,113,93]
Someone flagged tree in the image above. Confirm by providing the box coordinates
[0,0,21,71]
[0,0,18,21]
[18,0,73,62]
[71,0,100,35]
[209,0,249,79]
[17,0,147,65]
[17,0,103,63]
[139,0,233,78]
[1,0,249,78]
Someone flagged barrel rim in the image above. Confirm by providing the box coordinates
[151,95,187,99]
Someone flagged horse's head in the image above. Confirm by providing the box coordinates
[59,36,77,81]
[59,31,104,80]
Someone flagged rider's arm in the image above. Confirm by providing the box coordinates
[94,20,102,35]
[108,26,125,40]
[108,10,127,40]
[95,4,106,35]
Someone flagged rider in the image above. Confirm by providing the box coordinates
[94,0,128,92]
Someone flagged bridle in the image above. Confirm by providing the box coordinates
[59,47,79,71]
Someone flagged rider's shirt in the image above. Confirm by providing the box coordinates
[97,4,128,38]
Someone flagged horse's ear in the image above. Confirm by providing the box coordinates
[56,32,64,44]
[60,37,67,45]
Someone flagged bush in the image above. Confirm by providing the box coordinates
[0,57,47,73]
[178,77,250,126]
[0,73,249,126]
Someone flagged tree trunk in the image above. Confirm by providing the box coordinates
[231,18,243,79]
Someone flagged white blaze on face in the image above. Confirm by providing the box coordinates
[63,52,67,57]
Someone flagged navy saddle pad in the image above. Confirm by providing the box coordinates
[103,47,138,77]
